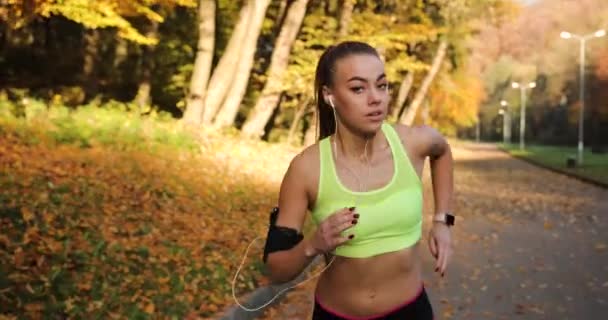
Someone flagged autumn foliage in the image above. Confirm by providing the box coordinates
[0,105,297,318]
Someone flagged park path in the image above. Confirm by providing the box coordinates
[256,142,608,320]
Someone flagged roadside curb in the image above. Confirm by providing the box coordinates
[495,146,608,189]
[211,257,322,320]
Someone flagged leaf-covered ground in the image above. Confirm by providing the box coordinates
[0,126,300,318]
[255,142,608,320]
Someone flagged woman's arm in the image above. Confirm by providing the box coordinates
[265,152,317,283]
[418,125,454,276]
[424,126,454,219]
[265,149,356,284]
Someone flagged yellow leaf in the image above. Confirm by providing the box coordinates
[0,235,10,247]
[144,302,155,314]
[77,282,91,291]
[24,302,43,312]
[21,207,34,223]
[13,247,24,268]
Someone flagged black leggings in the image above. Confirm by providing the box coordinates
[312,286,433,320]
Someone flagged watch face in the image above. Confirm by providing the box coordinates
[446,214,455,226]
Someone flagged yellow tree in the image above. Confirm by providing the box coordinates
[1,0,196,45]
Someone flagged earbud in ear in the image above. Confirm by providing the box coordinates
[328,97,335,108]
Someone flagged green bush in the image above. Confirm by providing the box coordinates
[0,96,199,153]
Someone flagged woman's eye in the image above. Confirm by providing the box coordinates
[350,87,364,93]
[378,83,388,90]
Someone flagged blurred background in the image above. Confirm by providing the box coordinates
[1,1,607,319]
[1,0,606,148]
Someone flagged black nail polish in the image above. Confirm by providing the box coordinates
[348,234,354,239]
[352,220,357,225]
[349,207,356,211]
[353,213,360,218]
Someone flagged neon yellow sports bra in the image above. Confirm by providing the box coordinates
[311,122,423,258]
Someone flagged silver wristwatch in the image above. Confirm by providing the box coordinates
[432,212,455,226]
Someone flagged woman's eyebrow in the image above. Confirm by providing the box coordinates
[347,73,386,83]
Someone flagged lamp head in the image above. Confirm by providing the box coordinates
[560,31,572,39]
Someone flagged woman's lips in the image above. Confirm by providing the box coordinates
[365,110,384,121]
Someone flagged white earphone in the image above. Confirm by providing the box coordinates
[328,96,335,108]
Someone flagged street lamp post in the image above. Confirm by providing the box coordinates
[500,100,511,145]
[511,81,536,150]
[560,29,606,165]
[476,113,481,143]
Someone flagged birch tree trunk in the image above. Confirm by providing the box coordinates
[303,111,317,146]
[337,0,355,38]
[82,29,99,98]
[391,71,414,120]
[400,40,448,125]
[212,0,271,128]
[201,0,253,124]
[182,0,216,125]
[287,96,311,144]
[240,0,310,138]
[134,20,160,110]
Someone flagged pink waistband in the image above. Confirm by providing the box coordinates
[314,284,425,320]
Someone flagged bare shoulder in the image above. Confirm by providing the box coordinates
[391,123,448,159]
[288,142,320,179]
[278,142,320,218]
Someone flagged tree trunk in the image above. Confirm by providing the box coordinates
[201,0,253,124]
[422,99,430,124]
[212,0,271,128]
[134,76,152,109]
[272,0,289,39]
[391,71,414,120]
[134,20,160,110]
[82,29,99,98]
[337,0,355,38]
[113,37,128,68]
[240,0,310,138]
[325,0,339,15]
[182,0,216,125]
[400,40,448,125]
[287,96,311,144]
[303,110,317,146]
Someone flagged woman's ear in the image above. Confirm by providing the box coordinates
[322,86,332,106]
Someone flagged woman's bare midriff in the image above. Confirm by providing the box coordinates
[314,242,423,317]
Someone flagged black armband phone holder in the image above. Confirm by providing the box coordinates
[262,207,304,263]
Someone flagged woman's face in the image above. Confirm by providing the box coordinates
[324,53,390,135]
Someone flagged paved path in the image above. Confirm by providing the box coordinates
[257,143,608,320]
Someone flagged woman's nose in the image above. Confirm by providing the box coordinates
[368,87,384,105]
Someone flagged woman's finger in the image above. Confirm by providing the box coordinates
[441,245,451,275]
[429,234,438,258]
[333,234,354,247]
[326,207,351,224]
[436,240,445,273]
[331,212,357,235]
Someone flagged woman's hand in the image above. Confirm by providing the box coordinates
[428,222,452,277]
[305,207,358,257]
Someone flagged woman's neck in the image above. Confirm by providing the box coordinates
[333,123,385,163]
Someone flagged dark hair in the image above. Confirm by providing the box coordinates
[314,41,380,140]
